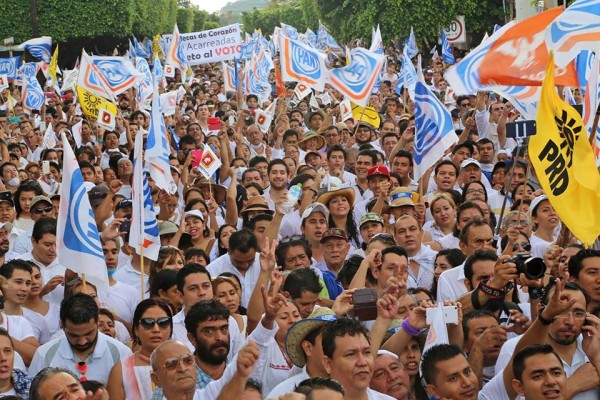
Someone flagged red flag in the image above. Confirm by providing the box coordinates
[479,7,579,87]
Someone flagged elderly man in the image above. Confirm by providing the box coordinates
[150,340,260,400]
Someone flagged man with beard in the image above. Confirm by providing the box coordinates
[28,293,132,384]
[264,160,288,211]
[480,279,600,400]
[369,350,411,400]
[0,222,13,263]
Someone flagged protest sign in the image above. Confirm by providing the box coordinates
[163,24,242,66]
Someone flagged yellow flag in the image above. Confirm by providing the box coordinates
[529,52,600,245]
[153,34,164,60]
[49,44,59,85]
[351,102,381,128]
[76,86,117,120]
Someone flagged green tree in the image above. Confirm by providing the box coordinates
[193,9,209,31]
[177,7,195,32]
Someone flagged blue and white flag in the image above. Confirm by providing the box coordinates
[57,132,108,289]
[370,25,384,53]
[131,131,160,261]
[128,39,137,59]
[317,21,343,54]
[281,23,299,40]
[0,56,20,80]
[305,28,318,47]
[145,76,177,194]
[21,78,44,115]
[279,34,329,91]
[545,0,600,68]
[400,50,418,99]
[152,56,163,84]
[16,62,40,86]
[90,55,143,98]
[441,30,455,65]
[17,37,52,63]
[404,27,419,58]
[329,47,384,107]
[133,36,150,59]
[576,50,595,90]
[77,50,113,100]
[135,57,153,109]
[166,24,187,77]
[493,24,502,33]
[413,76,458,180]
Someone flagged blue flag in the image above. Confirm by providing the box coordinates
[441,30,455,65]
[404,27,419,58]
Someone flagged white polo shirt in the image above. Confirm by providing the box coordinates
[207,253,261,308]
[436,262,467,302]
[113,261,149,299]
[29,331,132,384]
[16,252,66,305]
[97,280,140,324]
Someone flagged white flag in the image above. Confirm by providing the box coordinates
[43,123,56,149]
[57,132,108,290]
[197,145,222,180]
[340,98,353,121]
[422,304,450,356]
[294,83,312,101]
[71,120,83,148]
[160,91,177,116]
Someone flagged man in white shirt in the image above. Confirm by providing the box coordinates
[394,215,437,292]
[420,344,479,400]
[207,229,261,308]
[16,217,66,305]
[29,293,132,384]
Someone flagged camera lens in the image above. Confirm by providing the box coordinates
[523,257,546,280]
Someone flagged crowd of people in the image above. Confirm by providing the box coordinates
[0,34,597,400]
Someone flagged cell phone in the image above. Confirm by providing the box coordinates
[119,220,131,235]
[352,288,378,321]
[42,161,50,175]
[31,110,40,115]
[426,306,459,325]
[8,116,19,124]
[191,149,203,168]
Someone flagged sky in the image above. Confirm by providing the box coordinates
[192,0,231,13]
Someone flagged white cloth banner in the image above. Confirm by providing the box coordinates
[163,24,242,65]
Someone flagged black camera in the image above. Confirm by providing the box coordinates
[507,253,546,280]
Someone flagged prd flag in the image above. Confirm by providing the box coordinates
[529,52,600,245]
[255,99,278,133]
[339,98,353,121]
[57,132,108,289]
[76,86,118,121]
[479,7,579,87]
[329,48,384,107]
[351,103,381,128]
[0,75,7,91]
[279,34,329,91]
[96,108,116,131]
[197,145,222,180]
[131,131,160,262]
[48,44,59,90]
[294,83,312,101]
[421,304,450,369]
[546,0,600,68]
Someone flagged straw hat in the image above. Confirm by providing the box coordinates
[316,186,355,207]
[298,130,326,151]
[304,110,326,130]
[389,187,418,208]
[285,307,337,367]
[240,196,274,217]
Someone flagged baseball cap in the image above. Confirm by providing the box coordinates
[367,165,390,180]
[0,191,14,207]
[320,228,347,244]
[460,158,481,171]
[530,195,549,216]
[0,222,13,233]
[359,212,384,227]
[115,199,132,212]
[159,221,179,236]
[30,196,52,209]
[301,203,329,221]
[184,210,205,222]
[88,185,109,207]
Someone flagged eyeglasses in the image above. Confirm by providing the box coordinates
[460,103,469,107]
[160,354,195,370]
[512,242,532,252]
[555,310,587,320]
[506,219,531,227]
[32,206,53,214]
[369,232,395,243]
[139,316,171,330]
[466,189,485,195]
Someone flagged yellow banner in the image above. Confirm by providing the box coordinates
[76,86,117,120]
[351,103,381,128]
[529,52,600,245]
[49,44,58,84]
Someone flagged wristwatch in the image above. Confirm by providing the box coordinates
[537,306,555,325]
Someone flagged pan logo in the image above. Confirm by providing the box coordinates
[291,41,320,79]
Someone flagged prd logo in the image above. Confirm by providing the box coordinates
[291,41,320,79]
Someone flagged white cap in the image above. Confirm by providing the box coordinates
[529,195,549,216]
[460,158,481,171]
[184,210,205,222]
[0,222,13,232]
[301,202,329,221]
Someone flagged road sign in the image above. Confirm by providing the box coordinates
[446,16,466,44]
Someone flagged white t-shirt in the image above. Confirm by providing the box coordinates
[22,307,51,344]
[98,280,140,324]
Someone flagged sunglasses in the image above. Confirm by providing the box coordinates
[159,354,195,370]
[512,242,532,252]
[32,206,53,214]
[139,316,171,330]
[280,235,304,244]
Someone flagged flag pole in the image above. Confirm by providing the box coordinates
[140,246,145,300]
[494,144,522,237]
[589,104,600,148]
[82,273,87,293]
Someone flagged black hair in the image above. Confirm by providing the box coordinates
[275,238,312,269]
[512,344,562,382]
[295,377,345,398]
[32,217,57,242]
[435,249,466,268]
[0,259,32,280]
[217,224,237,257]
[463,250,498,287]
[289,174,314,189]
[248,213,273,232]
[322,318,370,359]
[421,344,464,385]
[176,263,211,293]
[245,379,263,395]
[184,299,230,335]
[434,159,458,177]
[248,156,268,168]
[541,279,591,306]
[268,158,289,175]
[381,246,408,263]
[393,150,414,167]
[326,145,346,160]
[14,180,44,217]
[131,298,173,345]
[149,269,178,298]
[567,249,600,279]
[283,268,323,299]
[338,255,369,288]
[461,181,488,203]
[357,149,377,165]
[30,368,81,400]
[462,309,497,340]
[229,229,258,253]
[60,293,98,324]
[459,218,490,245]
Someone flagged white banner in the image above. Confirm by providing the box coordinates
[163,24,242,66]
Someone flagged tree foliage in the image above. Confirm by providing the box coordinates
[242,1,307,35]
